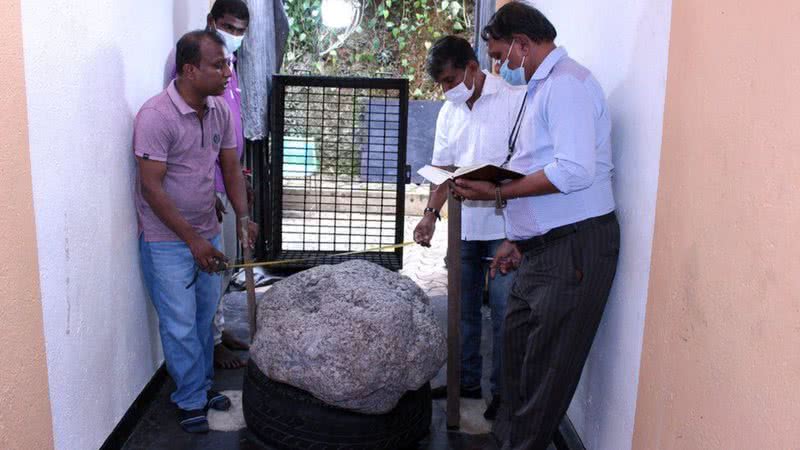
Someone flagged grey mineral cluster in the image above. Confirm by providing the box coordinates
[250,260,446,414]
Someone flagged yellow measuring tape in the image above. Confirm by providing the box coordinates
[224,241,416,271]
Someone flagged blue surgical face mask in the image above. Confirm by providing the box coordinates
[500,40,527,86]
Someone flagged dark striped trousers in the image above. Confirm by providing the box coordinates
[493,214,620,450]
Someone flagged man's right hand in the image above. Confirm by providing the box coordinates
[189,237,227,272]
[413,214,437,247]
[215,196,226,223]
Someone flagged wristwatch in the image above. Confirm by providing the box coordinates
[423,207,441,221]
[495,185,507,209]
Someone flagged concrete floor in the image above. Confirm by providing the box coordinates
[122,218,502,449]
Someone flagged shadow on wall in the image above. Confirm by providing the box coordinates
[74,47,163,362]
[173,0,194,42]
[165,0,202,87]
[568,0,669,447]
[30,3,212,448]
[59,46,164,448]
[71,46,136,329]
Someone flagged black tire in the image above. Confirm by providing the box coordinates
[242,360,431,450]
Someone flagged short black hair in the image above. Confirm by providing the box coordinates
[481,2,557,44]
[210,0,250,22]
[176,30,225,75]
[426,36,479,81]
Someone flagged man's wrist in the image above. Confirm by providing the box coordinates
[184,232,205,249]
[423,207,441,221]
[495,185,507,209]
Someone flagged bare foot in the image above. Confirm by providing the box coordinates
[214,343,245,369]
[221,330,250,350]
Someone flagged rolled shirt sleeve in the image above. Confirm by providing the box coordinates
[542,75,597,194]
[133,108,173,162]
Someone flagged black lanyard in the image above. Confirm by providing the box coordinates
[502,91,528,168]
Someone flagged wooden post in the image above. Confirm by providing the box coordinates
[242,225,258,342]
[446,190,462,429]
[244,248,257,342]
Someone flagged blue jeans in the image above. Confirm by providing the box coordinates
[461,239,515,396]
[140,235,221,411]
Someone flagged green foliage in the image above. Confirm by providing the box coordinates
[283,0,474,99]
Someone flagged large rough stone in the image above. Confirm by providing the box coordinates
[250,260,446,414]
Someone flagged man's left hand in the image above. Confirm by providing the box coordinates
[238,217,259,249]
[244,173,256,211]
[245,180,255,210]
[452,179,496,201]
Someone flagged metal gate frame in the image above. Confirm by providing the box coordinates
[243,138,269,261]
[266,75,409,272]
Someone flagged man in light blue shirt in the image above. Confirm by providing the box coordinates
[453,3,620,449]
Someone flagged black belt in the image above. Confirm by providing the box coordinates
[514,212,616,253]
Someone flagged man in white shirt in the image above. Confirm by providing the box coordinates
[413,35,526,421]
[453,4,620,449]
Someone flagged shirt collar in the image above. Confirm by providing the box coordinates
[479,69,500,95]
[529,46,567,86]
[455,70,500,110]
[167,79,216,115]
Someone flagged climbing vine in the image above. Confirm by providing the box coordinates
[283,0,475,99]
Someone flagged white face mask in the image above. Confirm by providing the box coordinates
[217,29,245,55]
[444,70,475,104]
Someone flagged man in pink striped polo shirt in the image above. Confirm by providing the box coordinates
[165,0,252,369]
[136,30,257,433]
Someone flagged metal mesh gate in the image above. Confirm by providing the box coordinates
[267,75,409,271]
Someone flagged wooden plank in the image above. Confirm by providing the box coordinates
[242,231,258,342]
[446,190,462,429]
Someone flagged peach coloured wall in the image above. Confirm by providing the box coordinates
[0,1,54,449]
[633,1,800,449]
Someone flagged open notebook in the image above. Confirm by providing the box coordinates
[417,163,525,185]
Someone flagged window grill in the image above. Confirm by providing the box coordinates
[268,75,409,271]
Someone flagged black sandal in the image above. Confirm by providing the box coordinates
[178,408,209,433]
[207,390,231,411]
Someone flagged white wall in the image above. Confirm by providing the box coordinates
[527,1,673,449]
[20,1,207,448]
